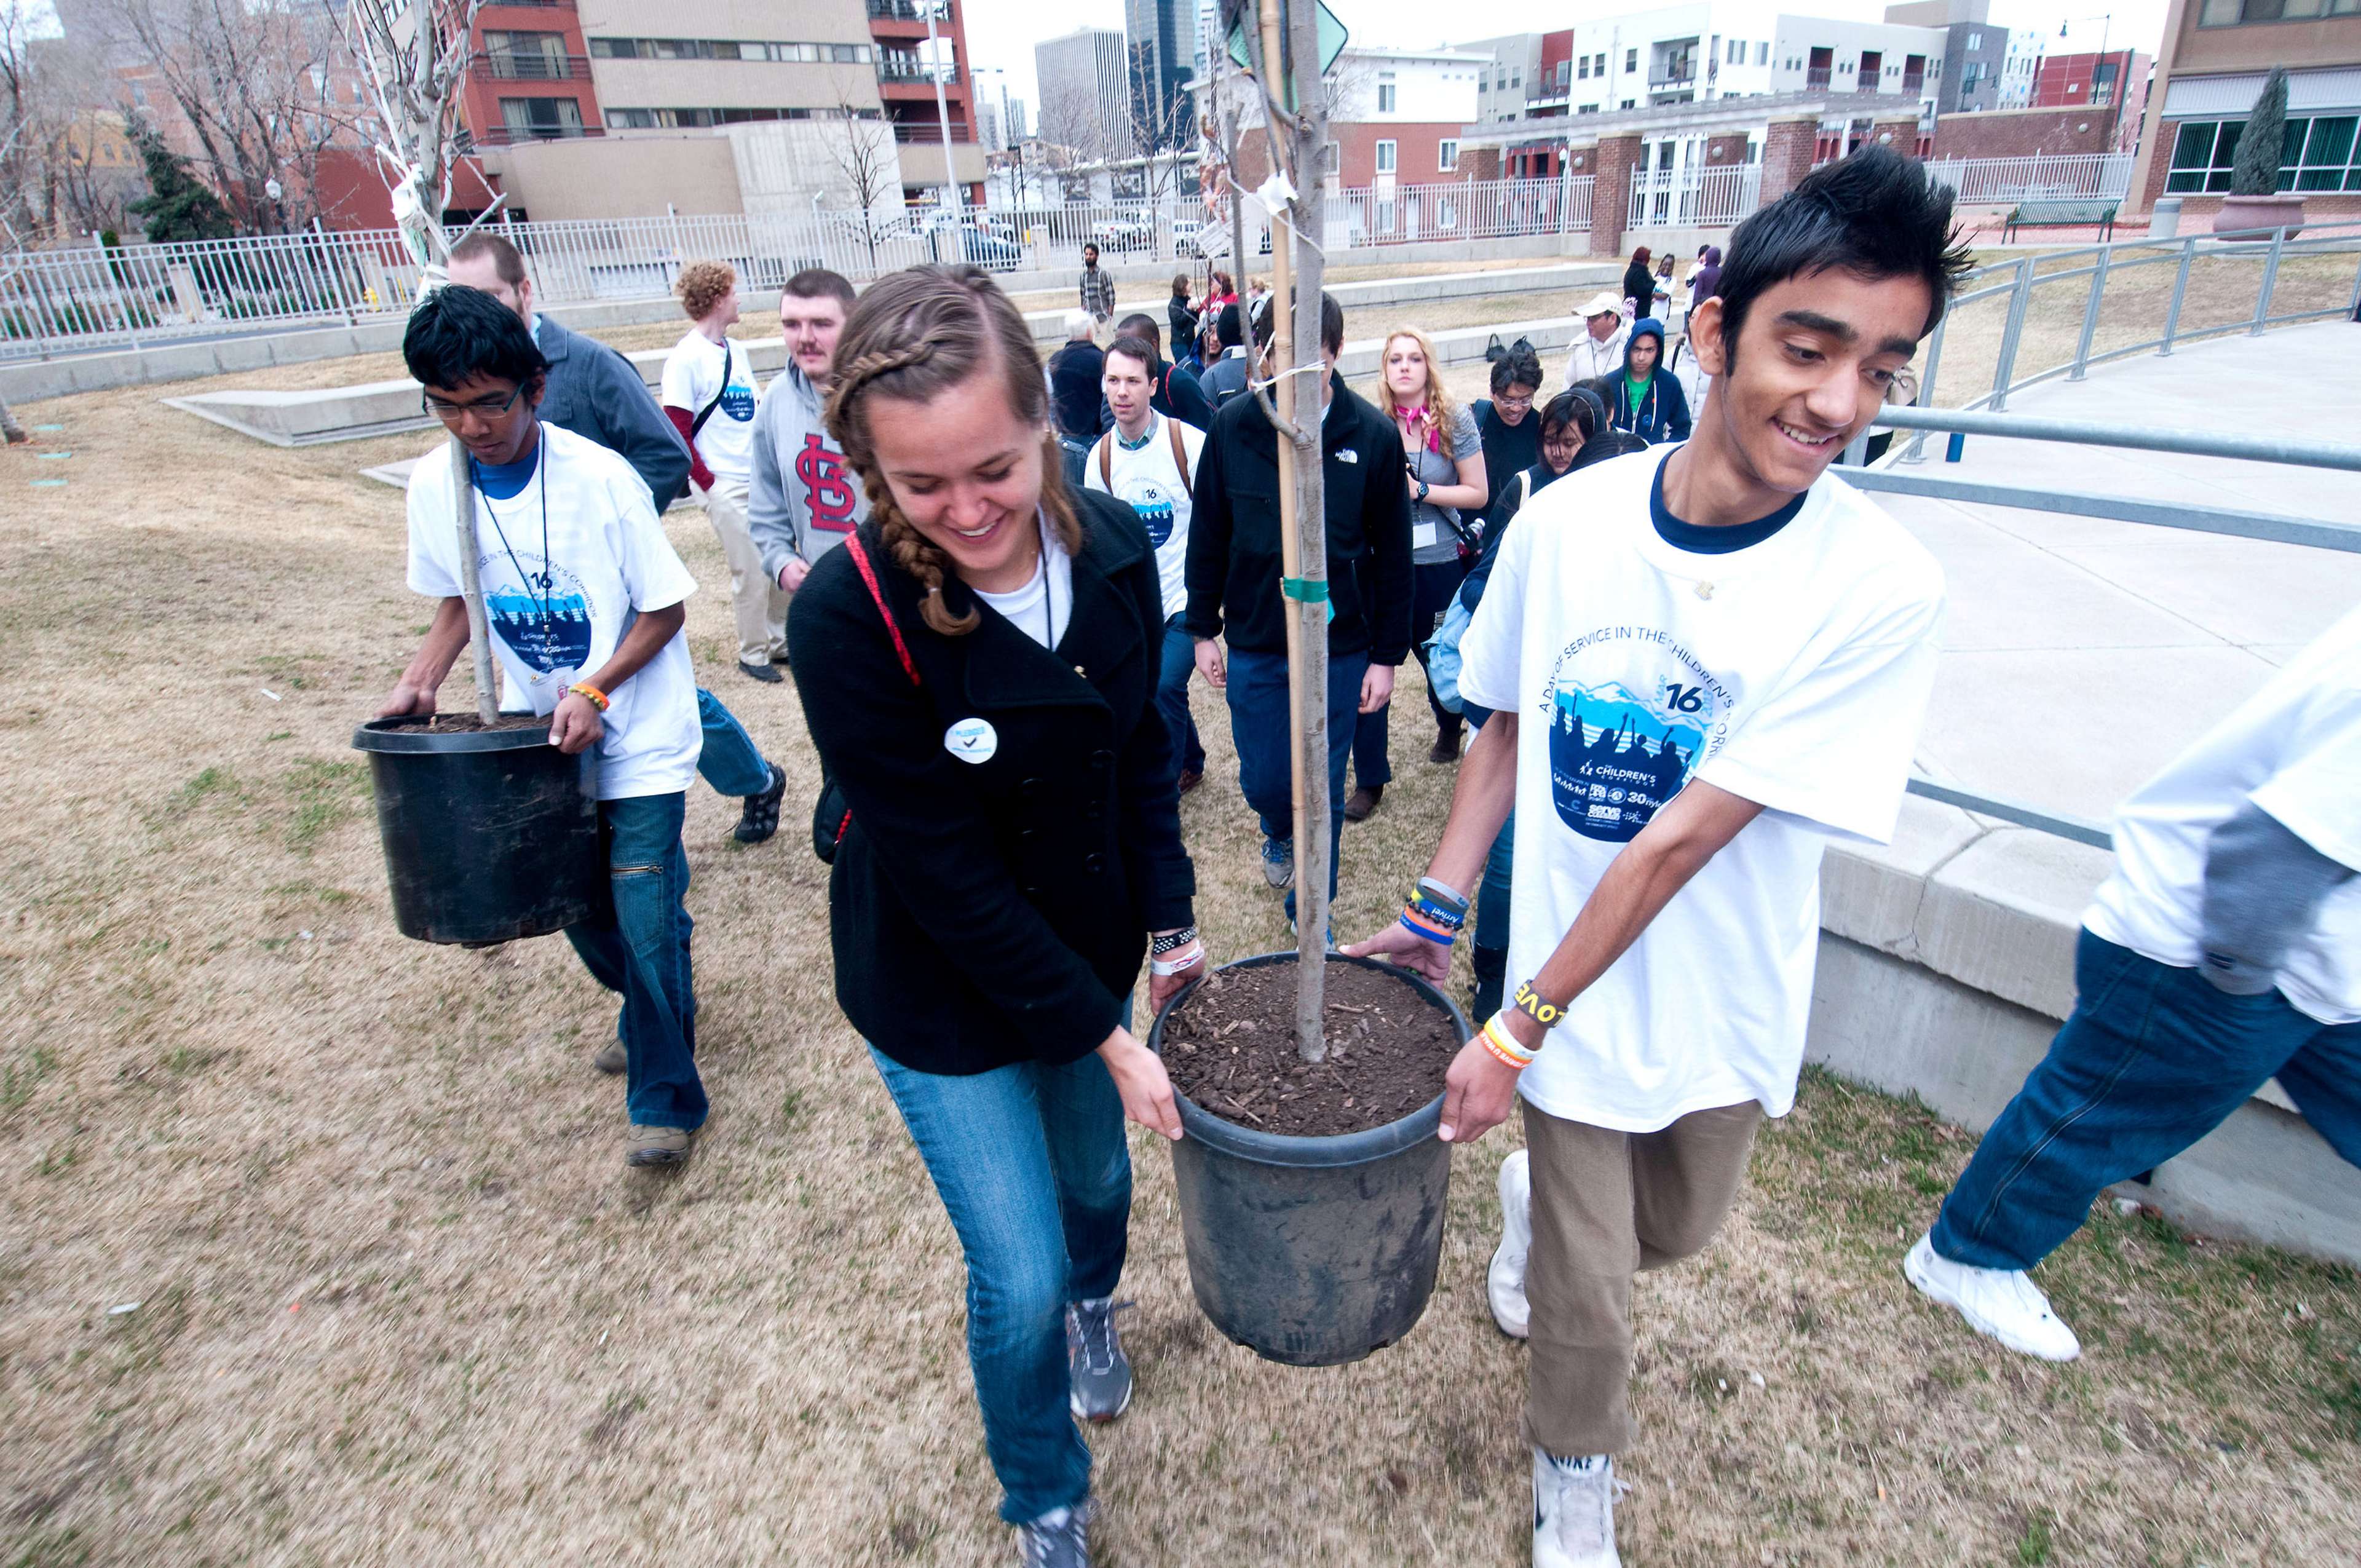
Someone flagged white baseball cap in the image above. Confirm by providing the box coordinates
[1579,291,1624,320]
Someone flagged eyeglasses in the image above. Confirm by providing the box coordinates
[422,385,526,421]
[1495,392,1536,412]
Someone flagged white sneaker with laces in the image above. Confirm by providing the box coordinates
[1904,1230,2081,1362]
[1532,1448,1624,1567]
[1489,1148,1532,1339]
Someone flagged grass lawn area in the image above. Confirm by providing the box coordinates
[3,298,2357,1567]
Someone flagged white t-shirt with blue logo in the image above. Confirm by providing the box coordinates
[1456,448,1944,1131]
[659,328,759,488]
[1083,411,1204,621]
[405,425,704,801]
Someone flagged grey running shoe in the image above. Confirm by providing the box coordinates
[1065,1298,1133,1422]
[1260,836,1295,890]
[593,1038,625,1075]
[625,1125,692,1168]
[1016,1500,1093,1568]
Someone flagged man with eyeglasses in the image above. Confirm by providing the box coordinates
[380,285,711,1173]
[1473,349,1546,518]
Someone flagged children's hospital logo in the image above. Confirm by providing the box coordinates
[1118,478,1178,548]
[1544,627,1734,844]
[482,554,596,677]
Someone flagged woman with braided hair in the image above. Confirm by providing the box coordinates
[785,263,1199,1567]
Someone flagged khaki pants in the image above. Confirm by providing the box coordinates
[1522,1097,1762,1457]
[695,478,786,667]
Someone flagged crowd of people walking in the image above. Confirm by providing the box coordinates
[367,147,2360,1568]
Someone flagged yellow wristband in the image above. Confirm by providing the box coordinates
[1478,1012,1536,1069]
[567,682,610,712]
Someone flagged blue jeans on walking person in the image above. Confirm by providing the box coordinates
[868,1018,1133,1525]
[564,791,706,1130]
[1351,557,1471,788]
[694,686,771,798]
[1930,929,2361,1274]
[1158,616,1206,780]
[1473,809,1516,954]
[1224,645,1367,920]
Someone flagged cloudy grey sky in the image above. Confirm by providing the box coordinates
[963,0,2170,128]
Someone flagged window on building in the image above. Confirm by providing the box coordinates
[2203,0,2361,20]
[502,96,587,138]
[1756,41,1768,65]
[1624,48,1637,72]
[487,31,569,77]
[1621,98,1635,109]
[1577,55,1589,79]
[1556,60,1569,87]
[2168,114,2361,191]
[1375,138,1396,173]
[1438,138,1458,170]
[1378,81,1396,111]
[1727,38,1742,63]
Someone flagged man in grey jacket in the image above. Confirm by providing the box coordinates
[446,234,789,883]
[749,269,868,593]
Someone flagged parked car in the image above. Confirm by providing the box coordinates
[958,224,1022,273]
[1090,216,1154,253]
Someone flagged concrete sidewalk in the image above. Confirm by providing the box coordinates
[1875,319,2361,825]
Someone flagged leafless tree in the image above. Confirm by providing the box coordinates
[822,86,901,274]
[345,0,486,280]
[98,0,356,233]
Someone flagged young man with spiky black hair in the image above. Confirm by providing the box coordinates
[378,285,710,1172]
[1347,146,1971,1566]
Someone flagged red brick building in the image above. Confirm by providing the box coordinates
[1929,106,2122,160]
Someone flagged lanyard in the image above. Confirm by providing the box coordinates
[475,441,553,626]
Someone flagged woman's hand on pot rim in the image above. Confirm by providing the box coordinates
[1098,1027,1183,1141]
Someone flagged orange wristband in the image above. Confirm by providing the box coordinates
[567,682,610,712]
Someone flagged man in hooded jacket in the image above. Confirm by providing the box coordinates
[749,269,871,593]
[1605,318,1690,446]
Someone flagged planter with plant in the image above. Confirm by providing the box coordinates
[347,0,603,947]
[2214,68,2304,239]
[1148,0,1465,1368]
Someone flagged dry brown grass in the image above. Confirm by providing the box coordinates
[3,308,2357,1568]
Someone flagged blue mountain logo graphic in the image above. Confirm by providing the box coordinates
[488,587,593,675]
[1548,679,1709,843]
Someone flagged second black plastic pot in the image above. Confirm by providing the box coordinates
[1147,951,1469,1368]
[352,717,602,945]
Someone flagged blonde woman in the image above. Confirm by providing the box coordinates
[1348,327,1488,820]
[786,264,1199,1567]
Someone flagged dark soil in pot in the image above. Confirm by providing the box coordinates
[1163,959,1457,1138]
[381,713,550,734]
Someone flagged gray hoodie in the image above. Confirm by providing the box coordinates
[749,361,869,585]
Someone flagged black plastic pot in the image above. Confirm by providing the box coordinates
[351,718,602,945]
[1147,951,1469,1367]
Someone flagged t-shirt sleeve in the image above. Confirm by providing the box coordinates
[1082,437,1108,493]
[611,464,699,614]
[657,343,702,413]
[1695,577,1943,845]
[1448,403,1481,462]
[1455,505,1534,716]
[405,463,462,598]
[2250,692,2361,873]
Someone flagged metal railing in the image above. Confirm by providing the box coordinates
[1335,177,1590,245]
[1627,163,1760,230]
[476,52,590,80]
[1841,403,2361,849]
[1921,152,2132,205]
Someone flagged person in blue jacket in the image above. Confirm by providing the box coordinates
[1605,317,1690,446]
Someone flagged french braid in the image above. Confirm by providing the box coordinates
[824,264,1084,637]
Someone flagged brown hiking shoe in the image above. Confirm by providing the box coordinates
[593,1039,625,1075]
[1343,785,1383,823]
[1176,767,1202,795]
[626,1125,693,1168]
[1430,725,1463,764]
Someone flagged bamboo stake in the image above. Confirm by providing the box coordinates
[448,435,499,723]
[1286,0,1331,1058]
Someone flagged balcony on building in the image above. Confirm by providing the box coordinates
[868,0,952,42]
[878,52,960,85]
[478,50,591,81]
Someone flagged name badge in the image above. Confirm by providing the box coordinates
[944,716,998,764]
[1337,449,1359,464]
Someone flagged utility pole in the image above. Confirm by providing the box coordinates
[924,0,960,204]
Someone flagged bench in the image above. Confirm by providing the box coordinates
[2002,199,2118,243]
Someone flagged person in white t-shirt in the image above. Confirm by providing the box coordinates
[1086,331,1208,793]
[378,286,710,1172]
[660,259,786,683]
[1906,601,2361,1364]
[1345,148,1969,1568]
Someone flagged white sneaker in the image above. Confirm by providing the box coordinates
[1904,1230,2081,1362]
[1532,1448,1624,1567]
[1489,1148,1532,1339]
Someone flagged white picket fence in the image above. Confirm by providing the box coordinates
[1626,164,1763,232]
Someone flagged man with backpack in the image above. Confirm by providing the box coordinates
[1086,333,1209,795]
[1101,312,1216,431]
[1473,347,1546,518]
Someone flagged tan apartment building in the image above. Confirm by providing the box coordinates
[2128,0,2361,221]
[483,0,984,221]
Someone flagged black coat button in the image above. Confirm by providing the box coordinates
[1019,777,1046,799]
[1090,750,1113,769]
[1084,853,1105,874]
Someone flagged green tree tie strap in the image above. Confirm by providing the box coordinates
[1282,576,1334,624]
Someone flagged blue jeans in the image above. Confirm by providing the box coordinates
[1473,809,1516,955]
[1057,434,1091,491]
[1158,616,1206,778]
[563,792,706,1130]
[869,1032,1132,1524]
[1931,930,2361,1273]
[1351,558,1469,786]
[1224,645,1366,917]
[694,687,771,798]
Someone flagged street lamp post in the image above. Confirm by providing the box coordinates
[2058,14,2118,152]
